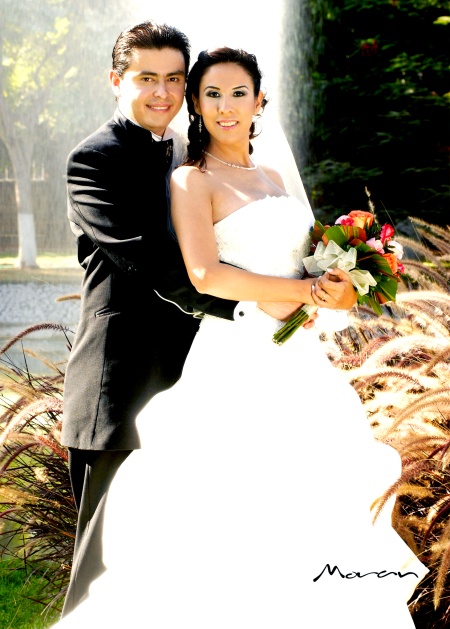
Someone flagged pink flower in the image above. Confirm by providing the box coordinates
[397,262,405,274]
[335,215,354,226]
[366,237,384,253]
[380,223,395,244]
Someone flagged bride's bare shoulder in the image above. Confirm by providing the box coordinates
[172,164,201,182]
[171,164,209,190]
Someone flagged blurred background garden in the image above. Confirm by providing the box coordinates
[0,0,449,627]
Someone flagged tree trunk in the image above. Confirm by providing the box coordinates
[11,147,38,268]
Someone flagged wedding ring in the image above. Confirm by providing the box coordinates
[321,295,326,302]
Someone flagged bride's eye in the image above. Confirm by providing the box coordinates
[205,90,220,98]
[233,90,247,97]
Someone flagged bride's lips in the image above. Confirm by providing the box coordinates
[217,120,238,129]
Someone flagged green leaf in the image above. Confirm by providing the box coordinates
[323,225,360,248]
[375,276,398,302]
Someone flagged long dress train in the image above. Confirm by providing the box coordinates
[57,195,427,628]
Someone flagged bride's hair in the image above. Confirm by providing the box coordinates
[184,47,268,169]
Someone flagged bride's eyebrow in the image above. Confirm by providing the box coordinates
[203,84,249,91]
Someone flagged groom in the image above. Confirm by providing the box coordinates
[61,19,322,617]
[61,20,242,617]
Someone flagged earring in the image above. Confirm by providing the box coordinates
[198,116,202,133]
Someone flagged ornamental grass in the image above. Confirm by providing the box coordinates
[0,217,449,627]
[0,322,77,622]
[320,217,450,628]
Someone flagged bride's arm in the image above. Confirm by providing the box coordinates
[170,167,318,306]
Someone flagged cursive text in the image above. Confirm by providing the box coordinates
[313,563,419,582]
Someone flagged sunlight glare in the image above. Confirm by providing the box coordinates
[127,0,285,110]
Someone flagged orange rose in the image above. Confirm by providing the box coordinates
[382,253,398,274]
[348,210,374,230]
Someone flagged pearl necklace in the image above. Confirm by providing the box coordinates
[203,150,257,171]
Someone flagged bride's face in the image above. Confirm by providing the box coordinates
[193,63,263,146]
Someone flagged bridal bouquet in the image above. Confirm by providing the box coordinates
[273,210,405,345]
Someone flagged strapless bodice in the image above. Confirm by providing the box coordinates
[214,195,314,279]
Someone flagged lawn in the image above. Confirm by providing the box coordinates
[0,559,60,629]
[0,254,82,285]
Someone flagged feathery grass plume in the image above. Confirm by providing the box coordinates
[397,235,449,277]
[392,402,450,433]
[402,260,450,291]
[396,291,450,310]
[371,458,436,523]
[349,368,423,394]
[55,293,81,302]
[361,334,447,370]
[418,233,450,257]
[396,293,450,334]
[0,324,76,617]
[0,398,64,448]
[424,346,450,376]
[409,218,450,254]
[434,521,450,610]
[394,435,450,461]
[409,217,449,237]
[392,388,450,425]
[0,323,73,358]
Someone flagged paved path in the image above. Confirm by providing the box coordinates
[0,282,81,373]
[0,282,80,328]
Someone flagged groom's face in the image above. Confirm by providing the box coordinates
[110,47,186,136]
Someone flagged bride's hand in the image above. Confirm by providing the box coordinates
[257,301,318,329]
[312,268,357,310]
[302,313,318,329]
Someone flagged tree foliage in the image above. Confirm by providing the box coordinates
[282,0,450,228]
[0,0,132,263]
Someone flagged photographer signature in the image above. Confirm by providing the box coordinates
[313,564,419,582]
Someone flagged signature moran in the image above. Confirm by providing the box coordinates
[313,564,419,582]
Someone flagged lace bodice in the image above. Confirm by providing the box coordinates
[214,195,314,279]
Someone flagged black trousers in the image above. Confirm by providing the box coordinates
[61,448,131,618]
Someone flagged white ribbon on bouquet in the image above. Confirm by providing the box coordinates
[303,241,378,296]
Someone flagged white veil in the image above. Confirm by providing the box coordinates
[251,110,312,211]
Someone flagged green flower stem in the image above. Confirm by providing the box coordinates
[272,304,318,346]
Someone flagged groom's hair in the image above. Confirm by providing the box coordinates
[112,20,191,78]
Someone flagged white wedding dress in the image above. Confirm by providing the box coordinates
[57,195,427,628]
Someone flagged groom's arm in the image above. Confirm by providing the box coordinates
[153,238,241,321]
[67,143,240,321]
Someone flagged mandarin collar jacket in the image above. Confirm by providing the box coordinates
[62,108,236,450]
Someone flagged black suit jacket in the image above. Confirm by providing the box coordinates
[62,109,236,450]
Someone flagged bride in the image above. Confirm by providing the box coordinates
[56,47,427,628]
